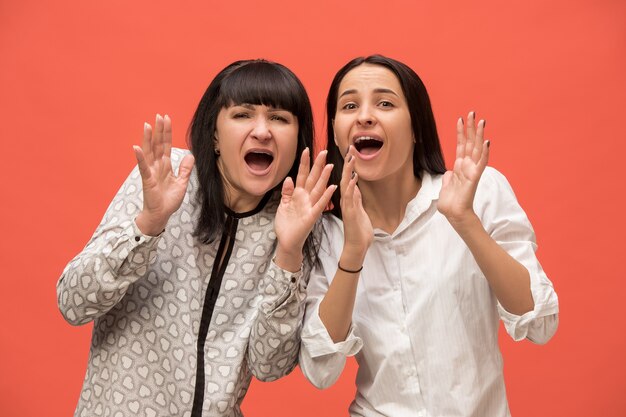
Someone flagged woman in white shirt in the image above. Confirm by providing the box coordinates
[300,55,559,417]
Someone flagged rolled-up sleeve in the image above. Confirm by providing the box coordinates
[479,168,560,344]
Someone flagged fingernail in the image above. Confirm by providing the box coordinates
[487,140,491,148]
[144,122,150,130]
[460,117,464,125]
[483,120,486,128]
[347,155,353,162]
[351,171,356,179]
[471,111,476,119]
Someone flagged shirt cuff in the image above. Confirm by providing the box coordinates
[105,219,162,268]
[301,302,363,358]
[269,258,304,290]
[498,298,559,342]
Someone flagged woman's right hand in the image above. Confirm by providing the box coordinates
[134,114,195,236]
[339,146,373,269]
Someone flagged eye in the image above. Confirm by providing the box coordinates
[379,100,394,108]
[341,102,357,110]
[233,112,251,119]
[270,114,290,123]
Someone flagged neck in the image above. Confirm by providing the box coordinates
[358,172,421,234]
[223,189,264,214]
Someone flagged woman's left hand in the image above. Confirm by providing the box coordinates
[437,111,490,227]
[274,148,336,272]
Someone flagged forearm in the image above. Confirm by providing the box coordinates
[451,214,534,315]
[57,220,158,324]
[248,261,306,381]
[318,249,364,343]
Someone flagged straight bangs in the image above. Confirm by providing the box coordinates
[216,61,304,116]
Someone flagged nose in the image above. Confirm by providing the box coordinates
[251,117,272,141]
[356,105,376,126]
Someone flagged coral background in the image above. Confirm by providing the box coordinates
[1,0,624,415]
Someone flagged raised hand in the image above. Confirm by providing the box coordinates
[437,111,489,226]
[274,148,336,272]
[339,146,373,268]
[134,114,195,236]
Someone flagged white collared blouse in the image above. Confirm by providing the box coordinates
[300,167,559,417]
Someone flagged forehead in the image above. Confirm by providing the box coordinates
[338,64,403,97]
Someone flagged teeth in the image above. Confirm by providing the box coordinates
[354,136,381,143]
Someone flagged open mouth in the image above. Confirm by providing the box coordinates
[354,136,383,156]
[244,150,274,172]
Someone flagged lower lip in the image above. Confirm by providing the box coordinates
[245,162,272,176]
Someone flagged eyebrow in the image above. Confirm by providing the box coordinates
[234,103,286,112]
[338,88,399,98]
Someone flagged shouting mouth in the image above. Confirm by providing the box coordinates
[354,136,383,158]
[244,149,274,174]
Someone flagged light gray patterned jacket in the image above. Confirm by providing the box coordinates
[57,149,309,417]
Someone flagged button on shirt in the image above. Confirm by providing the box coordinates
[300,167,559,417]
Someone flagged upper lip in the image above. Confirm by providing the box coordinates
[245,148,274,157]
[351,133,384,145]
[351,133,384,152]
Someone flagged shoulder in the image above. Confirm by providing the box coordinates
[476,166,516,198]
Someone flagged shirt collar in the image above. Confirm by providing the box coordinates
[390,171,442,237]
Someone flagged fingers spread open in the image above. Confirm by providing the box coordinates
[163,115,173,158]
[142,123,153,164]
[177,154,195,181]
[153,114,165,161]
[312,184,337,215]
[470,119,484,163]
[305,150,328,192]
[281,176,295,203]
[456,117,466,160]
[478,140,490,171]
[340,146,356,196]
[295,148,310,189]
[309,163,334,204]
[343,172,358,207]
[464,111,476,158]
[134,145,152,182]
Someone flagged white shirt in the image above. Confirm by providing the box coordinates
[300,167,559,417]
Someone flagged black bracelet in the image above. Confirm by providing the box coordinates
[338,262,363,274]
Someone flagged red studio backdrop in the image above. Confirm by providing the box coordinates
[1,1,625,416]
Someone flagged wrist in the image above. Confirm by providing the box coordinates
[135,211,168,237]
[446,212,482,236]
[339,246,366,273]
[274,244,304,273]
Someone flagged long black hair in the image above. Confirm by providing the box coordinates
[188,59,318,262]
[325,55,447,218]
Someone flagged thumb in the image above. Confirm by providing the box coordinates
[177,154,195,180]
[281,177,295,203]
[442,171,453,189]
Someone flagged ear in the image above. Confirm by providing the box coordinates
[213,135,220,155]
